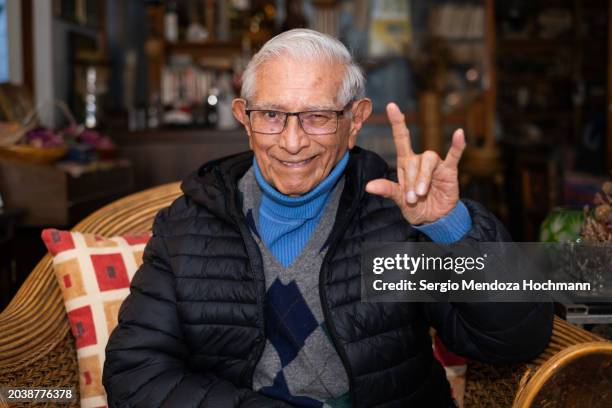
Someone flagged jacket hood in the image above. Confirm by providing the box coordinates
[180,146,390,221]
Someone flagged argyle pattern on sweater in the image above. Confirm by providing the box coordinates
[239,167,350,408]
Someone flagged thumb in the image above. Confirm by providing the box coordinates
[366,179,402,203]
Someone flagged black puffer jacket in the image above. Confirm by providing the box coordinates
[103,147,553,408]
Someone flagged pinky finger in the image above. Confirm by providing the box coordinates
[444,129,467,168]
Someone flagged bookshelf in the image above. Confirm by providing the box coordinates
[494,0,611,239]
[142,1,280,128]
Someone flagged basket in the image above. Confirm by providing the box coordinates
[0,122,33,147]
[0,100,77,165]
[0,144,68,165]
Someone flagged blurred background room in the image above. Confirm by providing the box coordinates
[0,0,610,312]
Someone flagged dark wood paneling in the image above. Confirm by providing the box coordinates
[113,128,249,190]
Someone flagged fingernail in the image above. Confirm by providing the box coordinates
[416,182,426,195]
[406,191,417,203]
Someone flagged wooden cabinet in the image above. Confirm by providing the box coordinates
[113,128,247,191]
[0,159,135,308]
[0,159,134,227]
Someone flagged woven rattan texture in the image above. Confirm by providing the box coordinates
[464,360,531,407]
[0,331,79,408]
[0,182,182,407]
[463,316,604,407]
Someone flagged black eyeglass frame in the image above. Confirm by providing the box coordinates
[244,103,352,135]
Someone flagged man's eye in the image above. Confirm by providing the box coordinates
[264,111,279,119]
[304,112,333,121]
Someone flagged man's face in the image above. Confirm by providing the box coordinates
[233,56,371,196]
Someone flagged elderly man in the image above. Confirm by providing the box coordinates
[103,29,553,407]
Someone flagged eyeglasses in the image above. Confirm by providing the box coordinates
[245,105,349,135]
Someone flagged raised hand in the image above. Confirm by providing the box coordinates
[365,103,466,225]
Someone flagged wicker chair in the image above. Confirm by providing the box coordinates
[0,182,608,408]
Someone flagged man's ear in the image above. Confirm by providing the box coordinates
[232,98,254,147]
[348,98,373,148]
[232,98,248,126]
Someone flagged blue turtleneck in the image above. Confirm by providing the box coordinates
[253,150,472,267]
[253,152,349,267]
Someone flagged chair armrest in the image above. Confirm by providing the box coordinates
[464,316,606,408]
[0,255,78,393]
[513,341,612,407]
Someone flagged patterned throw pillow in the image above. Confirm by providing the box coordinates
[41,228,151,408]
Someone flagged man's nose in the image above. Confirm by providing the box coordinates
[278,115,310,154]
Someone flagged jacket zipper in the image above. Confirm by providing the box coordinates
[319,195,362,407]
[236,220,267,388]
[219,163,267,388]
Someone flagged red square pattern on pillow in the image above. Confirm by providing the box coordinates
[41,228,151,408]
[90,253,131,291]
[123,234,150,245]
[68,305,98,349]
[41,229,76,255]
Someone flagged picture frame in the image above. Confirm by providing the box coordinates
[0,84,34,123]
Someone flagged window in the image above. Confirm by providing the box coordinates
[0,0,8,83]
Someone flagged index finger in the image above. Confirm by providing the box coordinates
[386,102,414,158]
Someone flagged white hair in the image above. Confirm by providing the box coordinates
[240,29,365,106]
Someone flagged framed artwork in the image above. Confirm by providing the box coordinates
[0,84,34,123]
[368,0,413,58]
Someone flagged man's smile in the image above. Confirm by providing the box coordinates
[275,155,318,168]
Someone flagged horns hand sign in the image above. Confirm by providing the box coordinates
[365,103,467,225]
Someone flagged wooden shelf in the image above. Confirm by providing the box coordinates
[165,40,242,62]
[497,73,572,82]
[166,40,241,54]
[112,128,245,144]
[498,111,573,121]
[498,38,572,53]
[441,37,485,43]
[366,110,466,127]
[366,112,417,125]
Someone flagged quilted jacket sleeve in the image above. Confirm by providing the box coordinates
[103,209,291,408]
[423,199,554,363]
